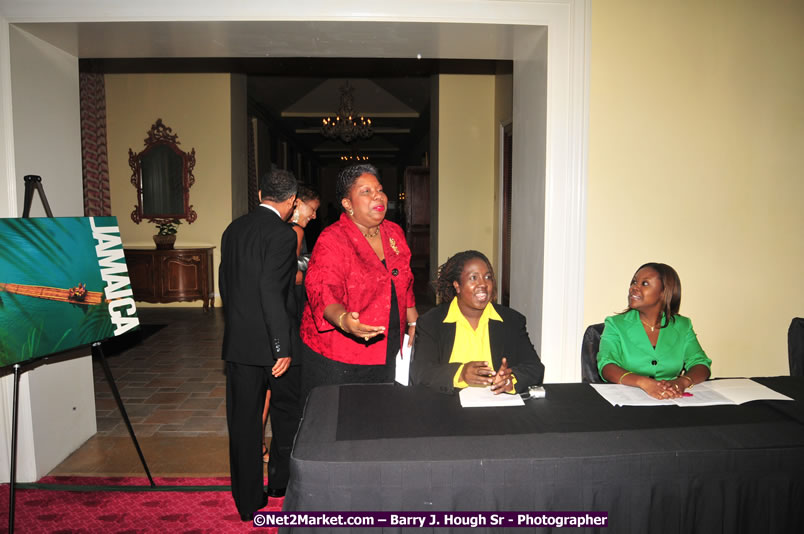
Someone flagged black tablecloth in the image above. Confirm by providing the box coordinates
[283,377,804,533]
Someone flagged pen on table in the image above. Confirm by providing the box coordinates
[682,392,693,397]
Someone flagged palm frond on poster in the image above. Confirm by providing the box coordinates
[78,305,116,344]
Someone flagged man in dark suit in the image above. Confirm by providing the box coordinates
[219,169,301,521]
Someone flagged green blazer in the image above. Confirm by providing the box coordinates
[596,309,711,381]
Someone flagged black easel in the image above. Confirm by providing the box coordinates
[7,176,154,534]
[92,341,155,487]
[21,174,53,218]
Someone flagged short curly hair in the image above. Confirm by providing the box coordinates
[259,169,297,202]
[434,250,495,304]
[335,164,380,210]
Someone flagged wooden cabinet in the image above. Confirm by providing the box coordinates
[124,247,215,310]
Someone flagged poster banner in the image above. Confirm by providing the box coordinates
[0,216,139,368]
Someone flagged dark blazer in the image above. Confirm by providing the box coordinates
[411,302,545,395]
[220,205,298,364]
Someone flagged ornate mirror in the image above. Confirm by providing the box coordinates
[129,119,197,224]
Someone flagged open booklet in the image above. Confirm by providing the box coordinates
[591,378,793,407]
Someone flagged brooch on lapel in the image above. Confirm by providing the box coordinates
[389,238,400,255]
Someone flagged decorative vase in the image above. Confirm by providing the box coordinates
[153,234,176,250]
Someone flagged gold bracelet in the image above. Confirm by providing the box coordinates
[338,311,348,330]
[619,371,633,384]
[680,375,694,389]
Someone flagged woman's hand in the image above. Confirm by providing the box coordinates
[406,307,418,347]
[490,357,515,394]
[638,376,683,399]
[460,361,495,386]
[341,311,385,341]
[663,377,691,395]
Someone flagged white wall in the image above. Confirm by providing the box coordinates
[0,24,95,483]
[1,16,16,218]
[9,25,82,216]
[511,27,548,362]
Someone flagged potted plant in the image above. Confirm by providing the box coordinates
[152,219,181,250]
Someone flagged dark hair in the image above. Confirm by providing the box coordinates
[434,250,494,304]
[296,184,320,203]
[628,262,682,326]
[335,164,380,210]
[259,169,297,202]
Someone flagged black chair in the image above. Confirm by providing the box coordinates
[789,318,804,376]
[581,323,605,383]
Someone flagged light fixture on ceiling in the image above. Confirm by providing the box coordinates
[340,153,370,162]
[321,81,373,143]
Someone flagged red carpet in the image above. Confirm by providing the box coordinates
[1,476,282,533]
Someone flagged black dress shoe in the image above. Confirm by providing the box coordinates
[266,487,286,498]
[239,492,269,521]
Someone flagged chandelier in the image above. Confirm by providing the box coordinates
[340,154,370,162]
[321,82,373,143]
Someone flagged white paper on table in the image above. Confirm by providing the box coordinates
[394,334,412,385]
[590,378,793,407]
[697,378,793,404]
[459,386,525,407]
[590,384,676,407]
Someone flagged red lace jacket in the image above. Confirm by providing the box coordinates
[300,213,415,365]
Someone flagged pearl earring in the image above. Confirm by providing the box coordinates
[348,208,354,216]
[292,209,300,223]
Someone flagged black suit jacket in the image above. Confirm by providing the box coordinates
[411,302,545,395]
[220,206,297,365]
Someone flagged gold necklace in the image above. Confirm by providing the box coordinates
[362,227,380,238]
[640,318,660,332]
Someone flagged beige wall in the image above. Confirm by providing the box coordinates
[436,74,497,267]
[106,73,235,307]
[586,0,804,377]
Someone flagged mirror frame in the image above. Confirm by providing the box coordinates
[129,119,197,225]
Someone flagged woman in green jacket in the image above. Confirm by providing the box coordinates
[597,262,711,399]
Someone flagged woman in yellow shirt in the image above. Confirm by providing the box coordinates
[411,250,544,395]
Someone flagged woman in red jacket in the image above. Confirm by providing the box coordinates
[300,164,417,400]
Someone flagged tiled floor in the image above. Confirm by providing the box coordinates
[50,307,233,477]
[93,307,228,438]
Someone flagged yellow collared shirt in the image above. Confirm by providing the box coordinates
[444,297,504,388]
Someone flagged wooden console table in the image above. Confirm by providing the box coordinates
[124,247,215,311]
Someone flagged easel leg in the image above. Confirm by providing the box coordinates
[92,342,156,487]
[7,364,21,534]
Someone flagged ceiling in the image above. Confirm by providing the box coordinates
[13,21,520,60]
[16,19,523,168]
[247,75,432,167]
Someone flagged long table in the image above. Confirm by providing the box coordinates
[282,377,804,533]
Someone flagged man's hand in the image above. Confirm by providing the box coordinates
[272,357,291,377]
